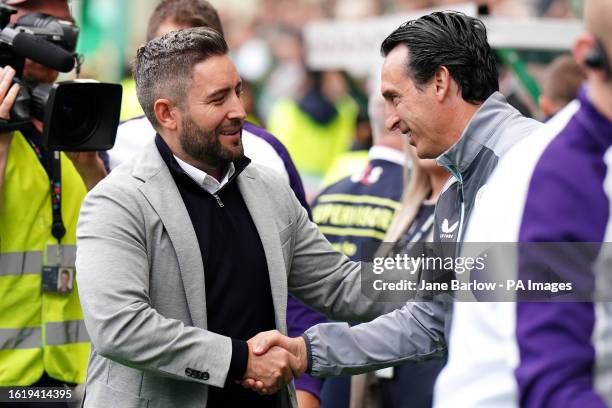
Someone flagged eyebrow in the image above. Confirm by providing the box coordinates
[206,81,242,101]
[207,87,231,100]
[382,90,398,100]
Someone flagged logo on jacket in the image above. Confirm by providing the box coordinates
[439,218,459,239]
[351,165,383,185]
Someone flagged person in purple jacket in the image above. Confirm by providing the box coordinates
[514,1,612,405]
[108,1,328,406]
[437,1,612,406]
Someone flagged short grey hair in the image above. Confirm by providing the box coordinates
[134,27,228,129]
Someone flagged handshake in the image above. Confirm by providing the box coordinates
[241,330,308,395]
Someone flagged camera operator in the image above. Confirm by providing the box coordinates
[0,0,102,405]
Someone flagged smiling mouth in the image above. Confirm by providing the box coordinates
[219,127,242,137]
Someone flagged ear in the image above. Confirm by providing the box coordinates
[153,99,180,132]
[432,66,451,102]
[539,95,554,118]
[574,33,597,72]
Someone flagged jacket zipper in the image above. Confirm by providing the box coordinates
[212,193,224,208]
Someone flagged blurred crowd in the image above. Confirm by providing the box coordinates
[115,0,585,199]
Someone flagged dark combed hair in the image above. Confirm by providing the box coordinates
[146,0,224,41]
[135,27,228,129]
[381,11,499,103]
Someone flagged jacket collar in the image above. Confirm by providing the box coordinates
[436,92,520,175]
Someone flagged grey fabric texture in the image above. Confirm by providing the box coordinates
[306,300,449,377]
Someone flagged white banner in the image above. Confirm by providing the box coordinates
[303,4,582,74]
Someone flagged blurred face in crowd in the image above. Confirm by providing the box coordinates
[10,0,72,83]
[382,44,455,159]
[177,55,246,168]
[154,19,190,39]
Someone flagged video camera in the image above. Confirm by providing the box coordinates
[0,3,121,151]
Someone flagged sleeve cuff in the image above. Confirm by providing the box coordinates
[228,339,248,380]
[301,333,313,374]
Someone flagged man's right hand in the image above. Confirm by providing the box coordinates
[243,336,303,395]
[0,66,20,199]
[242,330,308,394]
[0,66,20,120]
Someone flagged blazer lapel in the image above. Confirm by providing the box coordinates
[238,168,288,333]
[137,145,207,329]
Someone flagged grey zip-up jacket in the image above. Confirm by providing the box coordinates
[303,92,541,378]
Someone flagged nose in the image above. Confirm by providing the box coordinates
[384,106,401,132]
[228,92,247,121]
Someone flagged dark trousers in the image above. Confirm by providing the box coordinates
[379,358,445,408]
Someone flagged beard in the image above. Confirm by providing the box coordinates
[179,115,244,169]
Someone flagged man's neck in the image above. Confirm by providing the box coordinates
[175,151,225,181]
[442,100,482,152]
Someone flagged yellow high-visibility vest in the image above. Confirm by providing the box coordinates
[119,77,144,121]
[268,97,358,179]
[0,132,90,386]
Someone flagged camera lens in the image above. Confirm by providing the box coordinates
[43,81,122,151]
[54,87,99,148]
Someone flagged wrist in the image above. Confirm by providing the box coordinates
[298,335,310,375]
[0,131,13,146]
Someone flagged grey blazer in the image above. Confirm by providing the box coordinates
[76,141,392,408]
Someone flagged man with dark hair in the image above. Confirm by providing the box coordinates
[380,11,499,107]
[246,11,543,401]
[440,0,612,406]
[76,27,393,408]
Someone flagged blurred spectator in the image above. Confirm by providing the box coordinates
[257,26,306,121]
[539,54,585,119]
[318,97,373,190]
[535,0,581,17]
[268,69,358,194]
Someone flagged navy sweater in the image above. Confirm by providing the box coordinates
[156,135,277,407]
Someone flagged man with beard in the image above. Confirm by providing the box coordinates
[110,2,328,405]
[75,28,394,408]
